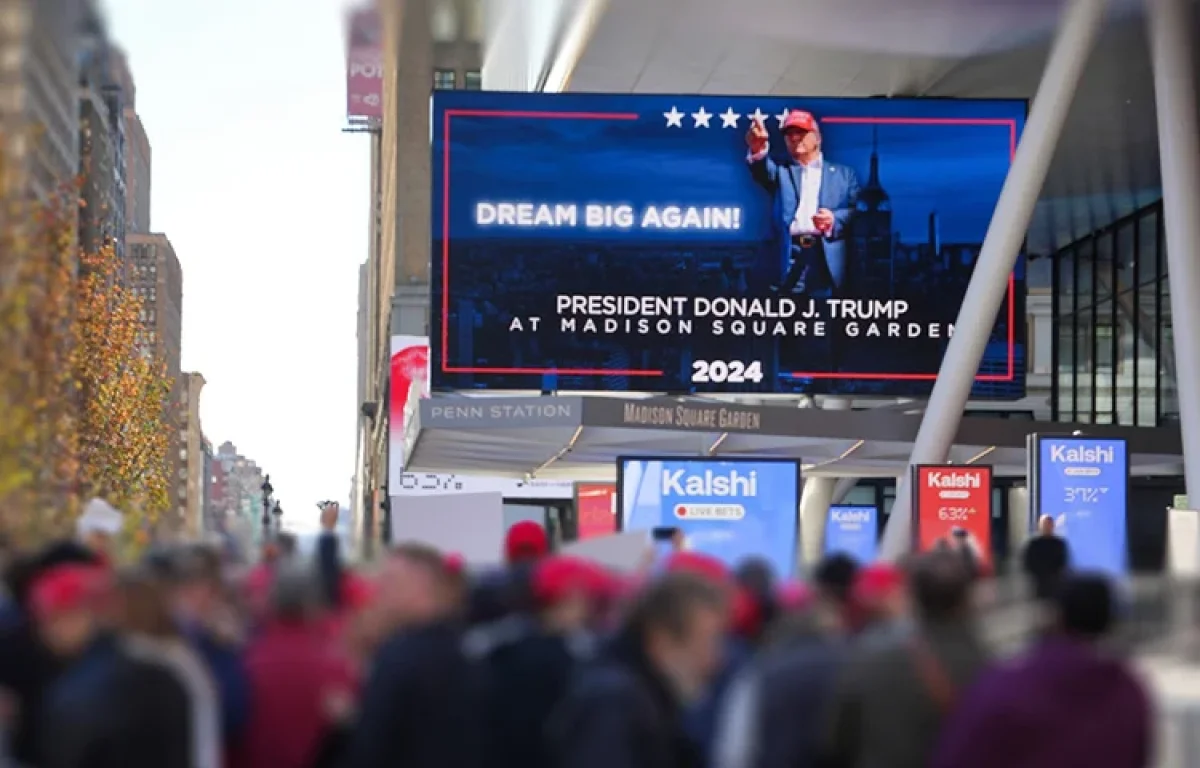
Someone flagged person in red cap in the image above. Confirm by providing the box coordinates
[746,106,860,371]
[852,563,912,644]
[30,564,107,659]
[468,555,598,768]
[504,520,549,565]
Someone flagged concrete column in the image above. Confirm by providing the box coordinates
[879,0,1107,560]
[1148,0,1200,507]
[1007,486,1030,568]
[798,397,852,570]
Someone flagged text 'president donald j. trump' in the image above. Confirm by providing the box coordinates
[746,110,860,298]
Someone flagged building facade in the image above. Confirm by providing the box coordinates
[76,0,124,262]
[180,372,205,536]
[0,0,82,201]
[108,46,150,235]
[359,0,481,552]
[127,232,184,520]
[211,441,269,551]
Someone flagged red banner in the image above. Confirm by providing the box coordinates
[913,465,992,566]
[575,483,616,540]
[347,6,382,119]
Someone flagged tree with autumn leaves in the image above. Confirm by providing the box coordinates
[0,145,173,544]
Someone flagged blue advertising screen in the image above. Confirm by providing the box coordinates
[432,91,1026,398]
[1035,437,1128,577]
[824,504,879,564]
[618,458,800,576]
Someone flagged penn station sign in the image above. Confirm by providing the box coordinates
[619,401,763,432]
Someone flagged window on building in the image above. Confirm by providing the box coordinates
[434,69,457,90]
[432,0,458,41]
[465,70,482,90]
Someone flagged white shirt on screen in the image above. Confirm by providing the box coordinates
[747,148,824,235]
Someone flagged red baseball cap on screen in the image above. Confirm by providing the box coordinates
[782,110,819,134]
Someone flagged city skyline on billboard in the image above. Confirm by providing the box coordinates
[431,91,1026,398]
[346,6,382,120]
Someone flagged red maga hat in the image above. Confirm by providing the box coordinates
[504,521,549,564]
[782,110,819,134]
[531,556,593,607]
[776,580,815,612]
[30,564,107,621]
[852,564,905,605]
[664,551,729,583]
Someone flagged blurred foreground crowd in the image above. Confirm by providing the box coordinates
[0,506,1154,768]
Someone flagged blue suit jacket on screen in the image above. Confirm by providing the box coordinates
[749,154,861,290]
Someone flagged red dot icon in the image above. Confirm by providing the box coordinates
[675,505,687,517]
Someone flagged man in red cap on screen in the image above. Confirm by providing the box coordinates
[747,109,860,371]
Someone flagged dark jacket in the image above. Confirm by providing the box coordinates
[182,623,250,745]
[684,635,752,761]
[466,616,594,768]
[0,616,65,764]
[1022,536,1070,601]
[549,632,703,768]
[824,620,991,768]
[342,620,484,768]
[932,637,1151,768]
[40,634,192,768]
[714,634,846,768]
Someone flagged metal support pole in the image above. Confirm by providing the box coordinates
[1148,0,1200,507]
[799,398,851,571]
[880,0,1107,560]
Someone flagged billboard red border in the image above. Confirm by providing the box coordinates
[439,109,1019,383]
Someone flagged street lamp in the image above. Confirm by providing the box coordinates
[260,475,273,541]
[272,500,283,532]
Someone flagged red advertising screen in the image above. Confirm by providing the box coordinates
[575,483,616,540]
[913,465,992,566]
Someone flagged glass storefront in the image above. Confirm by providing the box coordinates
[1050,199,1176,425]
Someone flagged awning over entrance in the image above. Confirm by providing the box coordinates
[402,395,1183,480]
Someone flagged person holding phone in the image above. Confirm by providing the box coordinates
[644,527,686,573]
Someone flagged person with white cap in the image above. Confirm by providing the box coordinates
[76,498,124,565]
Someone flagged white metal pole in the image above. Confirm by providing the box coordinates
[880,0,1107,560]
[1148,0,1200,509]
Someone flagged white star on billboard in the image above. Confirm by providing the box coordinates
[691,107,712,128]
[719,108,741,128]
[776,108,791,128]
[748,108,768,126]
[664,107,684,127]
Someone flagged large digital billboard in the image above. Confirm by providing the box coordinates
[1031,436,1128,577]
[617,457,800,576]
[432,92,1026,397]
[913,465,993,567]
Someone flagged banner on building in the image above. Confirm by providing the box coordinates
[392,472,574,500]
[617,457,801,576]
[823,504,878,564]
[432,91,1026,398]
[388,335,430,490]
[346,6,383,120]
[1029,435,1128,577]
[575,482,617,540]
[913,465,992,566]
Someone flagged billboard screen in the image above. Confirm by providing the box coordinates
[575,482,617,540]
[1033,436,1128,577]
[388,335,430,490]
[823,504,878,564]
[432,92,1026,397]
[913,465,993,566]
[617,457,800,576]
[346,6,382,120]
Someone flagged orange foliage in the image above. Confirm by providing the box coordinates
[0,143,172,543]
[74,246,172,523]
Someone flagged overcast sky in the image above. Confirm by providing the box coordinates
[105,0,370,532]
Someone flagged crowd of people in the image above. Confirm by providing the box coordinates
[0,502,1155,768]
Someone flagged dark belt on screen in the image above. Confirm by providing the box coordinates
[791,234,820,248]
